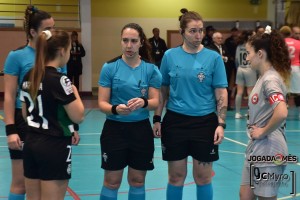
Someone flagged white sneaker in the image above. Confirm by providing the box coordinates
[235,113,243,119]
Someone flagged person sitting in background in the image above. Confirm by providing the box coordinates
[149,27,168,68]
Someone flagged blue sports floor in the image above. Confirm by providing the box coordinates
[0,99,299,200]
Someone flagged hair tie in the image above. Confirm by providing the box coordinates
[28,6,38,14]
[264,25,272,35]
[42,30,52,40]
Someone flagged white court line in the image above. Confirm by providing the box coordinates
[224,136,300,164]
[0,133,101,138]
[219,150,244,155]
[278,193,300,200]
[224,136,247,146]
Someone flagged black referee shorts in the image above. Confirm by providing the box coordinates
[100,119,154,171]
[161,110,219,162]
[9,109,28,159]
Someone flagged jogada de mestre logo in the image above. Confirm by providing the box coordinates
[247,153,298,165]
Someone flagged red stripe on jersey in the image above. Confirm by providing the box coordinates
[269,93,285,105]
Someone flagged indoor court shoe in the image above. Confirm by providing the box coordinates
[235,113,243,119]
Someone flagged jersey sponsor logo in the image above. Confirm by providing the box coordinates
[269,93,285,105]
[197,72,206,82]
[251,93,259,104]
[60,76,73,95]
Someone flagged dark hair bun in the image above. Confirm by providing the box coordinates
[180,8,188,14]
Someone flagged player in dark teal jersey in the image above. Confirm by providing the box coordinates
[153,9,228,200]
[20,30,84,200]
[98,23,162,200]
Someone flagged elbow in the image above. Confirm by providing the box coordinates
[281,110,288,120]
[98,101,108,113]
[73,113,84,124]
[98,104,105,113]
[148,99,160,110]
[72,107,85,124]
[78,116,85,124]
[277,108,288,122]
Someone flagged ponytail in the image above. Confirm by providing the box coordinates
[247,29,291,86]
[269,30,291,86]
[28,30,70,101]
[29,32,48,101]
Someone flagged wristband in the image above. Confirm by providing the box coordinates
[6,124,17,136]
[218,123,226,129]
[111,105,119,115]
[140,96,148,108]
[153,115,161,124]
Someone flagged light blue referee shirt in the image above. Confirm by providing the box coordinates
[160,46,228,116]
[4,45,67,109]
[99,56,162,122]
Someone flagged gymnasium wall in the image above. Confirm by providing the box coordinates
[90,0,269,88]
[0,0,272,91]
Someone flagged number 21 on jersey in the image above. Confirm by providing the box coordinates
[20,91,49,129]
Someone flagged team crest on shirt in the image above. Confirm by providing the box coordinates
[60,76,73,95]
[251,94,259,104]
[140,88,147,96]
[102,152,108,162]
[197,72,205,82]
[67,164,71,175]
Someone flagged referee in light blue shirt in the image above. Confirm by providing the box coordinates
[153,8,228,200]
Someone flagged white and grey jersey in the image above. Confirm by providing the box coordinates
[246,68,288,167]
[235,44,250,68]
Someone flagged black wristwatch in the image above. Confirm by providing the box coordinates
[218,123,226,129]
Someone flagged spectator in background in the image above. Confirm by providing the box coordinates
[208,32,233,109]
[202,25,215,47]
[255,26,265,36]
[67,31,85,91]
[292,26,300,40]
[234,30,257,119]
[224,27,240,95]
[149,27,168,68]
[280,26,300,119]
